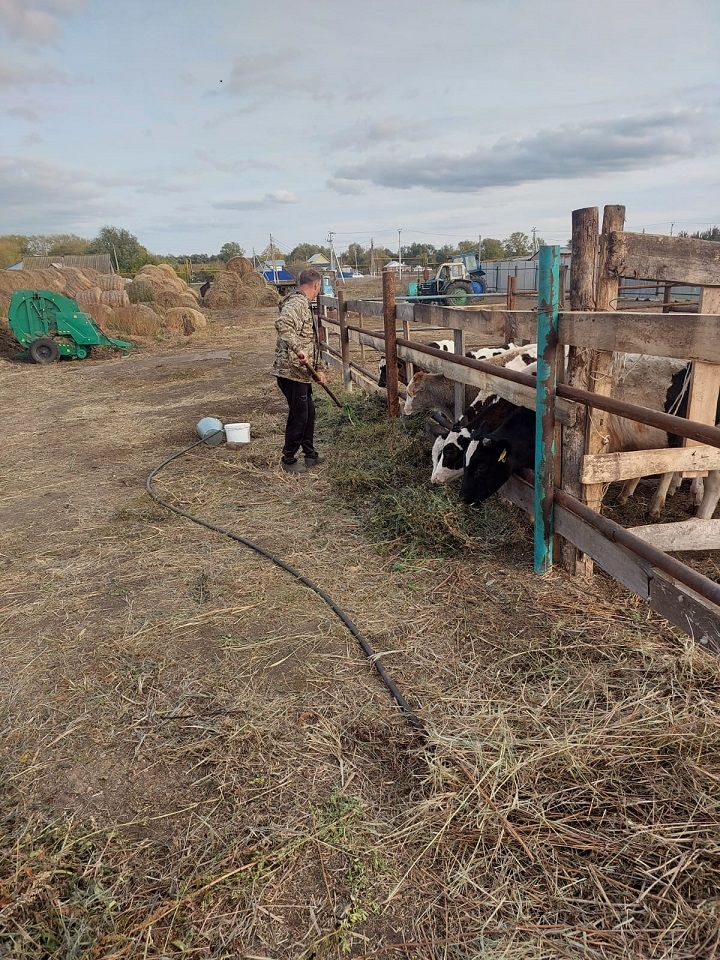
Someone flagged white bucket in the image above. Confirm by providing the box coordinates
[225,422,250,444]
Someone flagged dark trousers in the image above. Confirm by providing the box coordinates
[277,377,316,462]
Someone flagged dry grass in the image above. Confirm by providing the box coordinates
[1,306,719,958]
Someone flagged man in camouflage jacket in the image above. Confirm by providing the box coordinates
[273,268,327,474]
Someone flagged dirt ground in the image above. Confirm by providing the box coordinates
[1,307,719,959]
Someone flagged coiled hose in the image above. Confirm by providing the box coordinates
[146,436,423,733]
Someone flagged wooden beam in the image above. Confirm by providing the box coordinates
[585,204,626,515]
[453,328,465,420]
[683,288,720,476]
[608,231,720,287]
[559,310,720,362]
[561,206,599,576]
[581,445,720,484]
[627,519,720,552]
[337,290,351,391]
[395,342,575,426]
[650,572,720,651]
[383,270,400,418]
[410,303,536,341]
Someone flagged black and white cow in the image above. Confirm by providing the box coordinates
[429,348,539,484]
[459,358,720,520]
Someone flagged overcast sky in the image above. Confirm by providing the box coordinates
[1,0,719,255]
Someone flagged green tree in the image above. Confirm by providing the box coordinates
[436,243,459,263]
[88,227,150,272]
[692,226,720,242]
[344,242,368,270]
[0,235,26,268]
[503,232,531,257]
[219,241,245,262]
[47,234,91,256]
[457,239,480,255]
[287,243,329,263]
[401,242,437,265]
[480,238,505,260]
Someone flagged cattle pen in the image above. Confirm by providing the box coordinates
[317,205,720,651]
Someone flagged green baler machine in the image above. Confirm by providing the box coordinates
[7,289,136,363]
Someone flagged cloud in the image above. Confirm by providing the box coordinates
[327,177,365,196]
[0,0,85,44]
[0,61,72,88]
[335,109,717,193]
[332,116,425,150]
[214,50,326,102]
[267,189,297,204]
[0,154,117,231]
[212,191,298,211]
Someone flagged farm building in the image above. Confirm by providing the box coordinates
[484,247,571,293]
[307,252,331,268]
[13,253,115,274]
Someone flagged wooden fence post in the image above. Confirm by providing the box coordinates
[453,328,465,419]
[534,245,561,574]
[584,204,626,514]
[337,289,352,391]
[561,207,599,576]
[559,264,568,310]
[383,269,400,417]
[662,283,672,314]
[506,275,517,311]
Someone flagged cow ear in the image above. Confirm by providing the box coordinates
[498,448,508,463]
[481,437,492,447]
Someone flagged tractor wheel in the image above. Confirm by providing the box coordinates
[29,337,60,364]
[444,282,472,306]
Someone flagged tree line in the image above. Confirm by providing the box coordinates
[3,226,718,275]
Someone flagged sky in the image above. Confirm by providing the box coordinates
[1,0,719,256]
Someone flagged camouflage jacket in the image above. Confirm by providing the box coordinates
[272,292,323,383]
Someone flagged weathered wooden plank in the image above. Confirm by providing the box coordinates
[348,328,385,352]
[585,205,625,515]
[453,328,465,420]
[581,445,720,484]
[649,572,720,652]
[345,299,385,318]
[383,270,400,418]
[627,519,720,552]
[561,206,599,576]
[559,311,720,362]
[396,342,575,426]
[608,231,720,287]
[683,289,720,476]
[502,476,651,597]
[410,303,536,342]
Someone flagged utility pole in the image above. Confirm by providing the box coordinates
[398,228,402,275]
[670,222,674,237]
[478,234,482,260]
[269,233,278,284]
[531,226,537,254]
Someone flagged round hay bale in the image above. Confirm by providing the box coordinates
[76,287,102,307]
[156,263,179,279]
[204,288,233,309]
[97,273,125,292]
[106,304,162,339]
[127,278,155,303]
[83,302,114,327]
[164,307,208,336]
[101,289,130,308]
[226,256,254,277]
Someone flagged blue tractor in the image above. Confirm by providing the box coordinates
[411,254,486,306]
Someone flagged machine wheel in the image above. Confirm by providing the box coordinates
[29,337,60,364]
[444,282,472,306]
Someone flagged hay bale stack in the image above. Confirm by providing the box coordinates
[83,302,115,328]
[105,304,163,339]
[76,287,102,307]
[101,289,130,308]
[204,266,280,309]
[127,278,155,303]
[164,307,208,336]
[132,263,199,310]
[226,256,255,277]
[97,273,125,292]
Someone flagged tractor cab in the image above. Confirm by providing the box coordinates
[412,259,486,307]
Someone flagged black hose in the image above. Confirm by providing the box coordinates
[145,436,424,733]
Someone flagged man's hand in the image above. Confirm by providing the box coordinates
[315,371,327,385]
[296,351,308,364]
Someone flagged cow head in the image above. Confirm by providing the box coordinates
[460,434,513,503]
[431,425,472,484]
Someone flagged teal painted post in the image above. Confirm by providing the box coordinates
[534,245,561,574]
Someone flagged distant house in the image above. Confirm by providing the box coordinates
[307,253,331,268]
[20,253,115,274]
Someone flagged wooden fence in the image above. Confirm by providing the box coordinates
[316,205,720,652]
